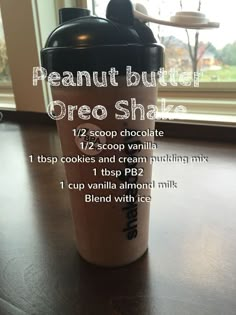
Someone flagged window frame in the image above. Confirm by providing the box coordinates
[0,0,235,123]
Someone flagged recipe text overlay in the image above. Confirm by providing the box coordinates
[33,66,201,121]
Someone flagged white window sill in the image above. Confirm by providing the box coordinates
[0,93,15,110]
[157,96,236,127]
[158,113,236,127]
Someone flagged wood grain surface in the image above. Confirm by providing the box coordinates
[0,122,236,315]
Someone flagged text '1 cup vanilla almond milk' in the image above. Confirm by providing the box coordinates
[41,0,164,267]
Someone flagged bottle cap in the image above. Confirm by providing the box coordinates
[41,0,164,75]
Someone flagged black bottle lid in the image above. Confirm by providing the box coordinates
[41,0,164,75]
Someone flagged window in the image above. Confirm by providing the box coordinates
[90,0,236,125]
[92,0,236,83]
[0,10,11,85]
[0,0,87,112]
[148,0,236,85]
[0,8,15,109]
[0,0,56,112]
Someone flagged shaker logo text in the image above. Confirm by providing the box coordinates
[118,130,144,241]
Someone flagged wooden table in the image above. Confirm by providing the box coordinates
[0,121,236,315]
